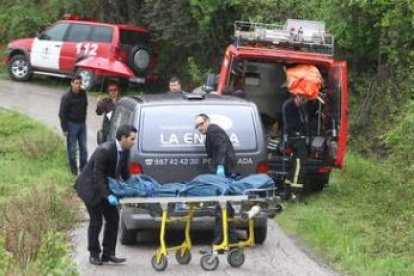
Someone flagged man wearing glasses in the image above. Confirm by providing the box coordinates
[194,113,236,177]
[194,113,242,244]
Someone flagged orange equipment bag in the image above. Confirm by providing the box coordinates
[286,65,323,99]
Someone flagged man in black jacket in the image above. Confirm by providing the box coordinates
[59,75,88,175]
[96,81,121,140]
[75,124,137,265]
[195,113,240,245]
[194,113,236,176]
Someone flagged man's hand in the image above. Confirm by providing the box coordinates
[216,165,225,178]
[63,131,68,137]
[107,194,120,206]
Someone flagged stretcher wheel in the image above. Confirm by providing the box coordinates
[175,249,192,264]
[151,254,168,271]
[200,253,219,271]
[227,248,245,267]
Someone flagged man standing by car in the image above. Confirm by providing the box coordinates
[195,113,236,176]
[168,76,187,94]
[59,75,88,175]
[96,81,121,139]
[75,124,137,265]
[194,113,241,244]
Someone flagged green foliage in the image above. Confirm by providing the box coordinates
[0,4,49,42]
[380,101,414,175]
[0,237,14,275]
[277,152,414,275]
[29,231,78,275]
[20,130,63,160]
[0,110,81,273]
[0,110,71,197]
[186,57,204,85]
[0,0,92,42]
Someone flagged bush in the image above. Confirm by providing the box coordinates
[380,101,414,174]
[28,231,78,276]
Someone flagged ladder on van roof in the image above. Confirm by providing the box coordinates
[233,20,335,56]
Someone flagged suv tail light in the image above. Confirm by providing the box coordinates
[256,160,269,173]
[129,162,143,175]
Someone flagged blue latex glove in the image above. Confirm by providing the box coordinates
[107,194,120,206]
[216,165,225,178]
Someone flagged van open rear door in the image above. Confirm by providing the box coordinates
[328,61,348,168]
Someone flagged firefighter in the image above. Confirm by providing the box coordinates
[280,95,309,201]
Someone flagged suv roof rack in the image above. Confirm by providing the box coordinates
[233,19,334,56]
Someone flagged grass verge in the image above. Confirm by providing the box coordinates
[0,110,82,275]
[276,152,414,275]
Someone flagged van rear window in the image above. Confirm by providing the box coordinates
[140,104,259,153]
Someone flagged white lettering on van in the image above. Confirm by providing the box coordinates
[160,133,179,145]
[229,133,239,146]
[238,157,253,165]
[183,133,205,144]
[160,132,239,146]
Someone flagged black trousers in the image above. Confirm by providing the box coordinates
[86,199,119,258]
[288,136,308,181]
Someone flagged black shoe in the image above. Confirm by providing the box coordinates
[101,255,126,264]
[89,256,103,265]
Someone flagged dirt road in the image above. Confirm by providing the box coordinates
[0,79,337,276]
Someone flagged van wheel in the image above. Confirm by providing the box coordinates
[254,217,268,244]
[120,220,137,245]
[8,54,32,81]
[76,68,95,91]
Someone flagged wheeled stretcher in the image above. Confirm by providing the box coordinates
[119,187,283,271]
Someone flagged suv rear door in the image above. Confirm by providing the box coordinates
[134,102,265,183]
[60,23,113,73]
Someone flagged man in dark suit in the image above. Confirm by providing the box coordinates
[75,124,137,265]
[194,113,237,177]
[194,113,241,245]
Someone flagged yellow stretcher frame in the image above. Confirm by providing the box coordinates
[120,195,255,271]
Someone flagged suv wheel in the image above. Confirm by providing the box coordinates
[8,54,32,81]
[76,68,95,91]
[254,216,268,244]
[128,45,150,75]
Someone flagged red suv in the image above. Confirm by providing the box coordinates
[3,15,157,90]
[208,20,348,193]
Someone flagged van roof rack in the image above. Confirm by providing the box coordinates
[233,19,334,56]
